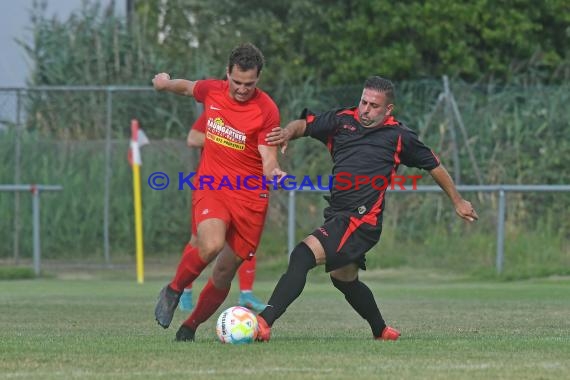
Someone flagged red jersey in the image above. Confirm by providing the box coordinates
[192,79,280,201]
[192,112,206,133]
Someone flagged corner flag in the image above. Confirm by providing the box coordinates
[128,121,149,166]
[129,119,148,284]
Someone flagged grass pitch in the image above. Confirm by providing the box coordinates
[0,269,569,380]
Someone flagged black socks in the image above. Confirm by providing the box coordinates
[259,242,386,338]
[331,276,386,337]
[259,242,316,326]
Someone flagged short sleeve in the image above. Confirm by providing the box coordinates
[192,112,207,133]
[400,129,440,170]
[257,99,280,145]
[301,108,341,145]
[193,79,216,103]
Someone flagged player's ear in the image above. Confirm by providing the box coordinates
[385,104,394,116]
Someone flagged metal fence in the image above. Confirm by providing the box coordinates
[287,185,570,274]
[2,86,154,264]
[1,82,569,276]
[1,85,202,265]
[0,184,63,274]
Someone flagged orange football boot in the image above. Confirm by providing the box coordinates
[376,326,400,341]
[255,315,271,342]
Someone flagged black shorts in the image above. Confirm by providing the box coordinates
[311,207,383,272]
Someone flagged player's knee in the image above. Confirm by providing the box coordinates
[199,239,225,261]
[330,273,358,293]
[330,275,351,292]
[287,242,317,273]
[330,263,359,282]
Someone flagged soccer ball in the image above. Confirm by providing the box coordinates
[216,306,258,344]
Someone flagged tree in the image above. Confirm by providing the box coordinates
[132,0,569,85]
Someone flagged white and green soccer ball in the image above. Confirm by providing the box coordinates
[216,306,258,344]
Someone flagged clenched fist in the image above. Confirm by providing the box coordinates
[152,73,171,91]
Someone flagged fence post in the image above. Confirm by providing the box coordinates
[288,190,296,257]
[13,89,22,264]
[31,185,41,276]
[103,87,113,266]
[1,184,63,276]
[443,76,461,184]
[496,189,506,274]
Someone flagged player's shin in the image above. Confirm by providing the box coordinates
[259,242,316,325]
[183,278,230,332]
[170,243,207,292]
[330,276,386,337]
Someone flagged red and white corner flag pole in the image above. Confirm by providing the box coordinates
[128,119,148,284]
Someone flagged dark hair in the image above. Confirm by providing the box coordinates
[364,76,395,104]
[228,43,265,76]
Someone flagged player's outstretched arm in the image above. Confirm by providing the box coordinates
[265,119,307,154]
[429,165,478,222]
[152,72,196,97]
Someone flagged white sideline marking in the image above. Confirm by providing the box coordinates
[2,367,335,378]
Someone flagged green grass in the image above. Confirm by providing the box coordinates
[1,271,569,380]
[0,266,35,280]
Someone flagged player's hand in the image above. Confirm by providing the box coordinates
[455,199,478,222]
[266,127,289,154]
[271,168,287,183]
[152,73,171,91]
[268,168,290,189]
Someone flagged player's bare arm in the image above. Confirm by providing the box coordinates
[187,129,205,148]
[258,145,287,181]
[429,165,479,222]
[152,72,196,97]
[266,119,307,144]
[265,119,307,154]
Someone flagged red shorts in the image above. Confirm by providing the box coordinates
[191,191,268,260]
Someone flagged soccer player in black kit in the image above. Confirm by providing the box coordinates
[258,76,479,342]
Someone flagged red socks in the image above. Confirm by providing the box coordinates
[169,243,208,292]
[183,278,230,330]
[238,256,256,291]
[181,253,257,292]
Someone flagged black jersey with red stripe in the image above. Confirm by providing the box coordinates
[302,107,440,218]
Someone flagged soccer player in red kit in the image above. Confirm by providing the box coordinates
[152,43,285,341]
[179,112,267,313]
